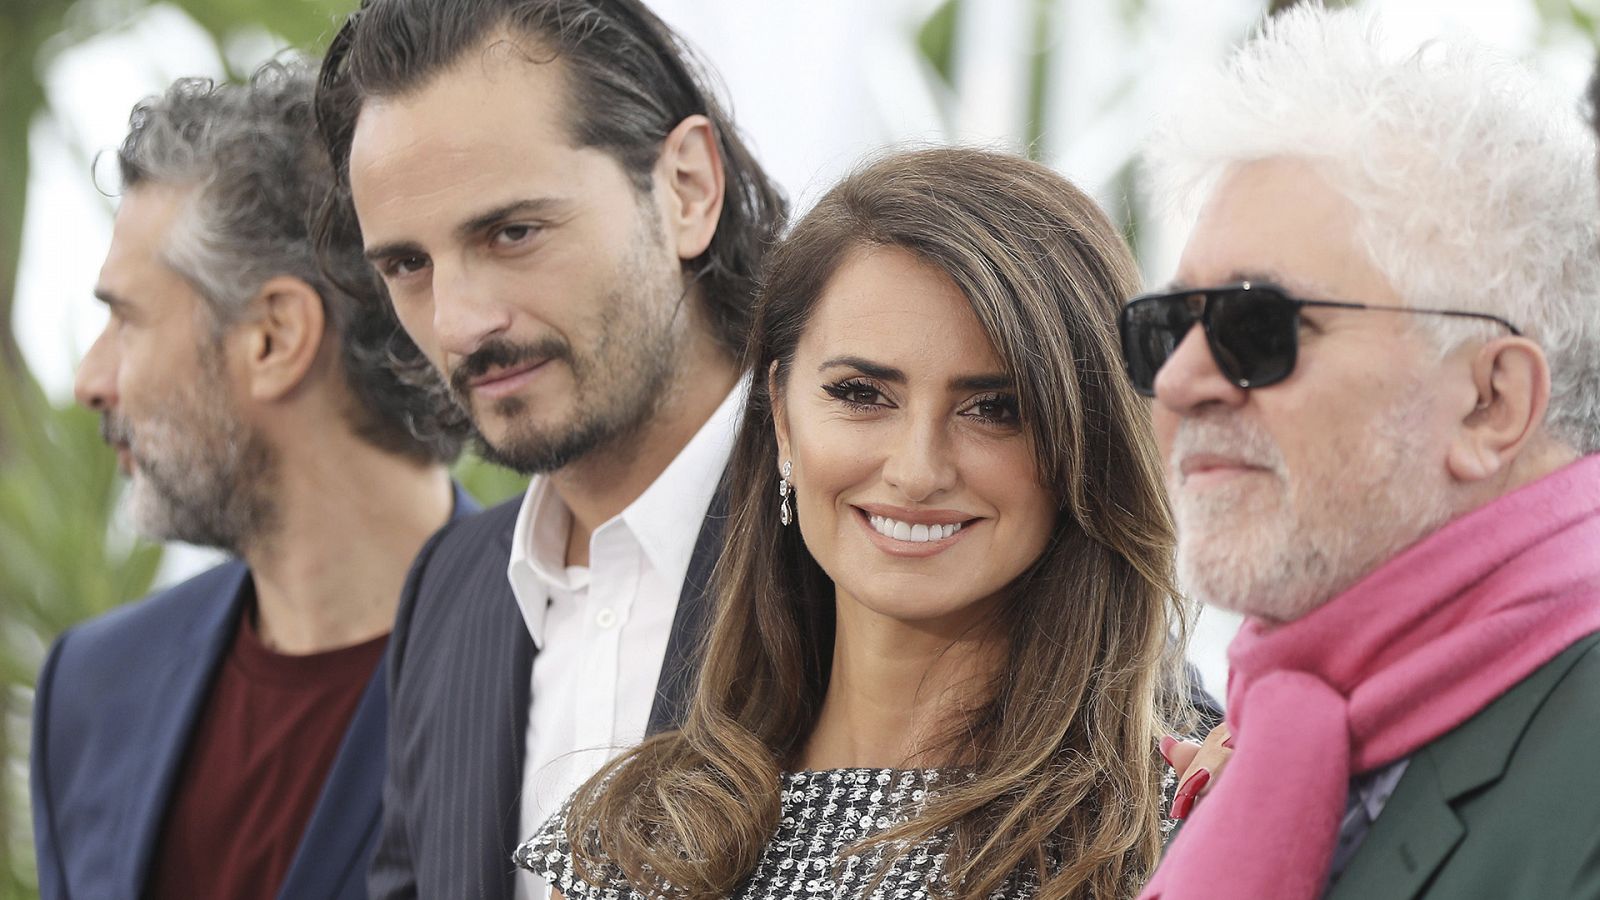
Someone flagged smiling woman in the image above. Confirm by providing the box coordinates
[516,146,1194,900]
[773,244,1058,633]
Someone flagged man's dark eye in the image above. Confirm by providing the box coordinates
[493,224,538,245]
[384,255,429,279]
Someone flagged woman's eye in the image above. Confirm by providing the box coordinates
[966,394,1020,425]
[822,380,885,410]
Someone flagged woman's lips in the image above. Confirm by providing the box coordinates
[852,505,978,559]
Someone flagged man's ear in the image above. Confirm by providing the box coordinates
[228,275,329,403]
[769,360,791,465]
[656,114,725,262]
[1445,337,1550,483]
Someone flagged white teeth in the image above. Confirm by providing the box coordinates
[867,514,964,543]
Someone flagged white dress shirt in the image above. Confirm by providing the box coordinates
[506,385,743,900]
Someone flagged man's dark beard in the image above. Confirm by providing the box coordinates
[450,334,668,475]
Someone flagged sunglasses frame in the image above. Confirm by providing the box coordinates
[1117,281,1523,397]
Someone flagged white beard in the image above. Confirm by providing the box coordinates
[1171,393,1456,623]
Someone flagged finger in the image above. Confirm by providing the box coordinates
[1159,734,1202,773]
[1171,767,1211,820]
[1179,723,1235,791]
[1182,744,1233,793]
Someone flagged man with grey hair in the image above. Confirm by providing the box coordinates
[30,62,474,900]
[1126,7,1600,900]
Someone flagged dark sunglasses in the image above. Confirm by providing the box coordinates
[1116,281,1522,397]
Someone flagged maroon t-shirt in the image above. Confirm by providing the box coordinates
[145,599,388,900]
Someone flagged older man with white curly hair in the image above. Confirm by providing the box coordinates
[1127,6,1600,900]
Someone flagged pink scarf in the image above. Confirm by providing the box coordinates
[1140,454,1600,900]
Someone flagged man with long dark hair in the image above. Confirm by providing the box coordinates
[313,2,787,897]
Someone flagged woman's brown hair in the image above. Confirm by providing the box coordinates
[561,146,1185,899]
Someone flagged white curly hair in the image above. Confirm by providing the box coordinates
[1144,3,1600,453]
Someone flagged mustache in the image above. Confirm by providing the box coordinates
[100,413,132,448]
[1169,414,1286,477]
[447,337,571,401]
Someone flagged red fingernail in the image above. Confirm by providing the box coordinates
[1171,768,1211,821]
[1159,735,1180,767]
[1221,735,1236,750]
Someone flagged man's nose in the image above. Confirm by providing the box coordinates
[1152,325,1248,414]
[431,259,514,356]
[74,326,118,413]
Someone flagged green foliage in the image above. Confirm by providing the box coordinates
[1532,0,1600,40]
[454,452,531,509]
[917,0,961,87]
[0,372,165,897]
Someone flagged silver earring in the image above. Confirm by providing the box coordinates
[778,459,793,526]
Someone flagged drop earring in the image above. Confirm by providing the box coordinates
[778,459,793,526]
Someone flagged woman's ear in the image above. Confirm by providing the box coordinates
[1444,336,1550,483]
[769,359,791,464]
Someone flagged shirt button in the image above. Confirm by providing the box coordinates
[595,608,618,629]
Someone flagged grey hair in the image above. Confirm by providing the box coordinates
[117,60,468,463]
[1145,5,1600,453]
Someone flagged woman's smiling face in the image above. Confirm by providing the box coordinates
[774,245,1057,631]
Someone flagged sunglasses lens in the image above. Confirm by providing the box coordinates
[1208,288,1298,388]
[1119,296,1199,395]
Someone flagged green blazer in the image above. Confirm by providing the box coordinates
[1328,632,1600,900]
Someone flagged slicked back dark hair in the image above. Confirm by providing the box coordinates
[313,0,788,360]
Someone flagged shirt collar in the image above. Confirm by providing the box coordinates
[506,380,746,649]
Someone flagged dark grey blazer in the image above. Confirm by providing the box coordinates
[368,485,728,900]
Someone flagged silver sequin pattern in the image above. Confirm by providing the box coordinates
[514,768,1042,900]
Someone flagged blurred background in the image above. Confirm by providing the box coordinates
[2,0,1597,894]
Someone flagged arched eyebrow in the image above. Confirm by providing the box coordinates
[818,356,1010,392]
[818,355,903,382]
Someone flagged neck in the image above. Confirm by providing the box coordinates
[242,435,454,655]
[554,353,739,567]
[799,594,1005,771]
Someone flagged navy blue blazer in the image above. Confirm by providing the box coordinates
[30,486,477,900]
[368,481,730,900]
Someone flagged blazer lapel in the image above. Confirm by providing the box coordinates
[1326,753,1464,900]
[646,472,730,736]
[493,514,534,900]
[123,564,250,893]
[1329,633,1600,900]
[275,661,388,900]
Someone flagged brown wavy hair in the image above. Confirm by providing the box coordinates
[562,147,1184,899]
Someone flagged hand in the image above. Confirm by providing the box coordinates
[1160,723,1234,820]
